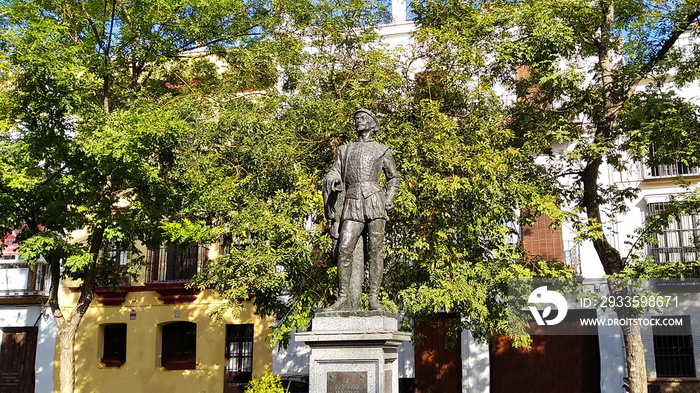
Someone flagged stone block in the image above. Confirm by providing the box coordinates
[296,312,411,393]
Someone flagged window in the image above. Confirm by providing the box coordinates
[99,241,132,286]
[650,162,700,178]
[224,324,254,392]
[406,0,417,21]
[103,242,130,266]
[647,202,700,263]
[162,322,196,370]
[101,324,127,367]
[147,244,207,282]
[648,145,700,178]
[653,316,695,377]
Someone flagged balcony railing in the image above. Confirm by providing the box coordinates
[646,145,700,179]
[564,241,582,276]
[0,257,50,294]
[649,163,700,178]
[145,244,208,282]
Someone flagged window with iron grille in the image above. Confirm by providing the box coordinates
[650,162,700,178]
[101,324,127,367]
[224,324,253,391]
[146,244,207,282]
[100,241,132,286]
[652,316,696,377]
[648,202,700,263]
[161,322,197,370]
[647,145,700,178]
[103,242,129,266]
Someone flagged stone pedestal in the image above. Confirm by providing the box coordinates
[296,311,411,393]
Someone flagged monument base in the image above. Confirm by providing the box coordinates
[296,311,411,393]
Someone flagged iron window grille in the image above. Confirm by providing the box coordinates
[161,322,197,370]
[225,324,254,391]
[652,316,696,378]
[100,242,132,285]
[564,240,582,276]
[103,243,129,266]
[647,202,700,264]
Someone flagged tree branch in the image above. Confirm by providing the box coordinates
[119,0,132,26]
[623,9,700,104]
[76,0,106,53]
[177,24,264,54]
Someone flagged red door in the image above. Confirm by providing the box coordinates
[0,327,38,393]
[414,314,461,393]
[490,310,601,393]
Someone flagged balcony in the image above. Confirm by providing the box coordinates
[143,244,208,304]
[645,145,700,179]
[0,256,50,297]
[563,241,582,276]
[145,244,208,282]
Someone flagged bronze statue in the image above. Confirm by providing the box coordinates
[323,109,400,311]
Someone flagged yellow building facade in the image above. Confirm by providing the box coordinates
[55,243,273,393]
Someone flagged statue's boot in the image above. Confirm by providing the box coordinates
[328,255,352,311]
[367,219,385,312]
[328,293,348,311]
[368,259,383,311]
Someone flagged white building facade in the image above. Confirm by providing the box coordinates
[0,231,55,393]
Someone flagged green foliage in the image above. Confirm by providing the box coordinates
[622,91,700,169]
[244,368,284,393]
[165,0,563,347]
[0,0,291,284]
[161,219,222,246]
[16,232,68,264]
[414,1,700,389]
[415,0,700,269]
[1,0,574,357]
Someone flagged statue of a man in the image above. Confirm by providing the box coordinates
[323,109,400,311]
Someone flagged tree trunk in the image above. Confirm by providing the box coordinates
[47,225,105,393]
[583,2,649,391]
[51,284,95,393]
[58,322,79,393]
[623,327,648,393]
[583,159,649,393]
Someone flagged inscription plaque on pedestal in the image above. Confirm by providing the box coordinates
[327,371,368,393]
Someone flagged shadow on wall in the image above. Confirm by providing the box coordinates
[273,332,310,376]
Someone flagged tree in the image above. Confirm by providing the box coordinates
[412,0,700,391]
[170,0,559,350]
[0,0,572,390]
[0,0,283,391]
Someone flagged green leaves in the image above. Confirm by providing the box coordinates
[162,219,221,246]
[16,231,67,264]
[621,91,700,168]
[244,367,284,393]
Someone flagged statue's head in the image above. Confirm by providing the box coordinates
[353,108,381,136]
